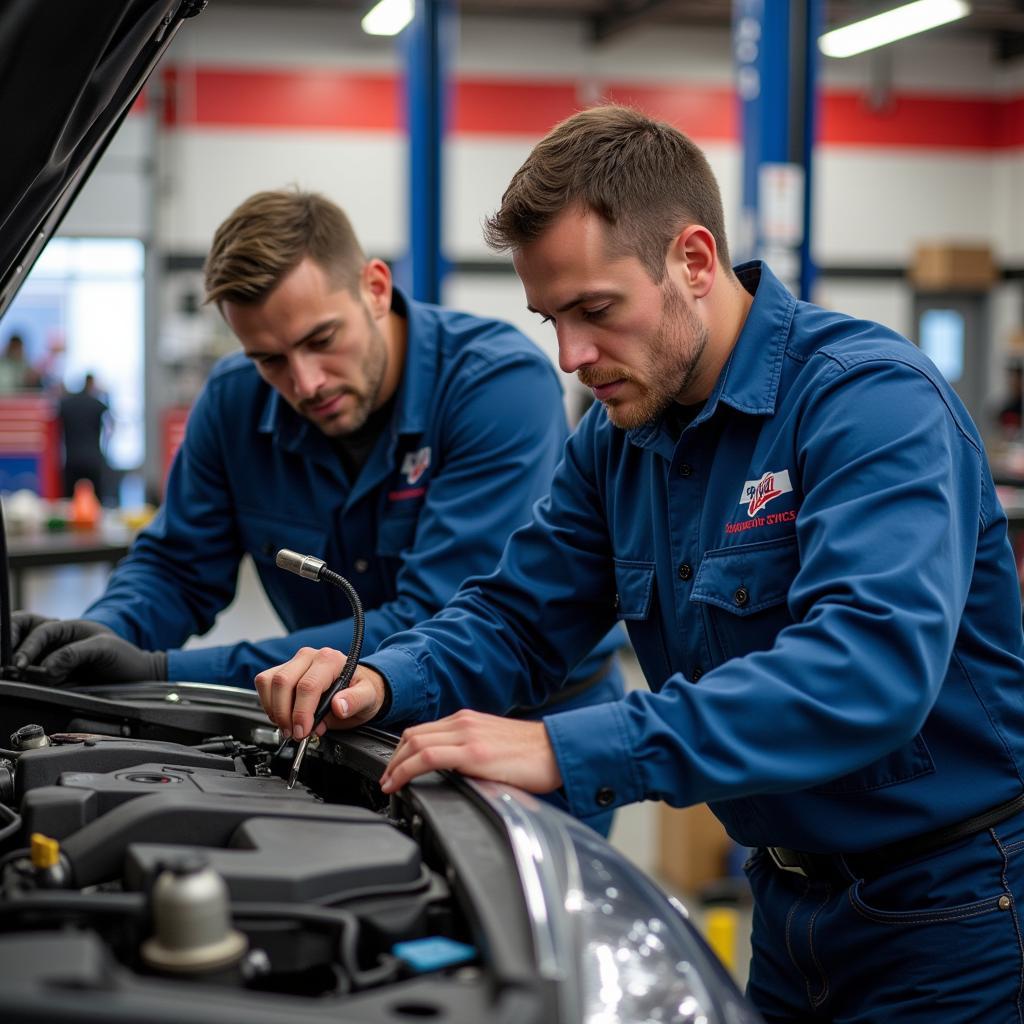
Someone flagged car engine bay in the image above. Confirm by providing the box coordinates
[0,679,550,1023]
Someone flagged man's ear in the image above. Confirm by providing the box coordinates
[666,225,717,300]
[360,258,393,319]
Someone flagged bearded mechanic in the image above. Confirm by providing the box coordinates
[260,107,1024,1022]
[12,189,624,830]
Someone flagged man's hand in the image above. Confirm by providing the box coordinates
[11,611,59,652]
[12,616,165,684]
[379,710,563,795]
[254,647,388,740]
[14,616,166,685]
[12,613,121,662]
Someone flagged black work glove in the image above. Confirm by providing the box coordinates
[37,634,168,685]
[13,616,167,685]
[13,615,117,668]
[11,611,61,651]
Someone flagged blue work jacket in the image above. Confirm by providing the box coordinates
[365,262,1024,853]
[84,289,623,710]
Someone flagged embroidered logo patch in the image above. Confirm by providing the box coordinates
[739,469,793,518]
[401,446,432,486]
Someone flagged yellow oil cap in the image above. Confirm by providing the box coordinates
[30,832,60,870]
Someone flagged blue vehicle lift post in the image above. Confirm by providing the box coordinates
[733,0,822,301]
[401,0,454,305]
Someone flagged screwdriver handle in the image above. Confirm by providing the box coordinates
[312,673,351,730]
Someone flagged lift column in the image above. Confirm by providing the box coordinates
[401,0,454,305]
[733,0,821,300]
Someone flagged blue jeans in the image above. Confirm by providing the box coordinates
[745,807,1024,1022]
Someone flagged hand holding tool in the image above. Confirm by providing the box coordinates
[274,549,365,789]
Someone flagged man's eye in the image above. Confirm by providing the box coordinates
[582,306,609,321]
[538,315,554,326]
[256,355,284,369]
[308,334,333,349]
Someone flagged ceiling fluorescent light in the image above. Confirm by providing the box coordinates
[362,0,414,36]
[819,0,970,58]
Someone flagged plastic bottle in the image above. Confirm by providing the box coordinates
[69,479,101,529]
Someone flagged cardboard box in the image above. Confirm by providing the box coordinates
[910,243,998,291]
[657,802,733,895]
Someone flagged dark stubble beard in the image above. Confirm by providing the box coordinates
[304,303,389,437]
[343,310,389,434]
[585,281,709,431]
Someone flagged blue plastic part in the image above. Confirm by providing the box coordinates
[391,936,478,973]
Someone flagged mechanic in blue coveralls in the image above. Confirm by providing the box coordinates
[260,108,1024,1022]
[11,189,624,830]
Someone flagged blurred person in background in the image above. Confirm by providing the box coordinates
[0,333,40,393]
[59,372,110,501]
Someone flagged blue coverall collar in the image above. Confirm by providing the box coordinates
[628,259,796,454]
[389,285,441,437]
[256,284,437,453]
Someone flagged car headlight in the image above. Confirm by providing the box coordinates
[471,784,761,1024]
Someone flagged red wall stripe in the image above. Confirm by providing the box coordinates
[196,68,400,131]
[166,68,401,131]
[601,84,737,141]
[159,66,1024,151]
[997,96,1024,148]
[453,80,580,134]
[822,92,1005,150]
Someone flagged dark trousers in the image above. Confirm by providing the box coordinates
[745,807,1024,1022]
[64,457,106,501]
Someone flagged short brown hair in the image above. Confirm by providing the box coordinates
[483,105,730,280]
[204,189,365,306]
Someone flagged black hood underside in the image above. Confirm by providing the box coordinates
[0,0,207,320]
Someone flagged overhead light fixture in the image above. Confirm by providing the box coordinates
[819,0,970,58]
[361,0,414,36]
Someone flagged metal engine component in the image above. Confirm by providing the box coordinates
[0,684,584,1023]
[141,857,248,974]
[10,724,49,751]
[0,759,14,805]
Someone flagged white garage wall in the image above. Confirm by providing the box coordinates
[813,150,996,266]
[48,5,1024,411]
[154,12,1024,260]
[159,130,406,255]
[60,115,154,239]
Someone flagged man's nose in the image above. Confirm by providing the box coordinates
[557,326,599,375]
[291,354,326,400]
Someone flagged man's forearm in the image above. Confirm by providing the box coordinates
[166,597,432,687]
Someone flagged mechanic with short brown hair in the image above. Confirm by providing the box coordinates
[260,107,1024,1021]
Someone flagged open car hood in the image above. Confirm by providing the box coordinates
[0,0,207,320]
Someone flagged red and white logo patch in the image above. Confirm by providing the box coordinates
[401,446,432,486]
[739,469,793,518]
